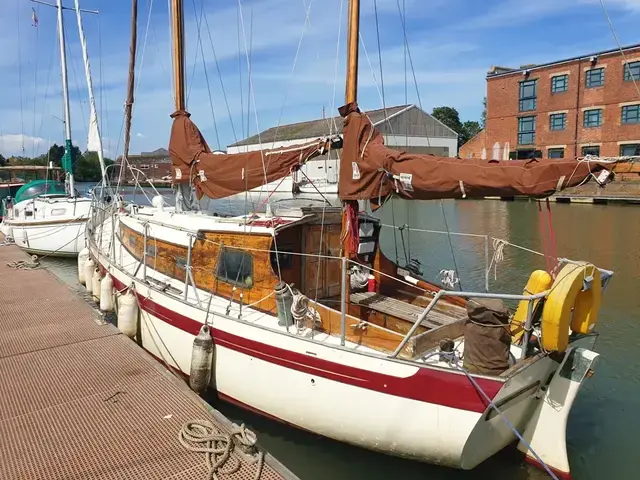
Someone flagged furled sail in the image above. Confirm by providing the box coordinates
[74,0,106,180]
[169,111,334,199]
[338,103,611,206]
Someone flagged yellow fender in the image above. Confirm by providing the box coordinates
[511,270,553,344]
[541,262,602,352]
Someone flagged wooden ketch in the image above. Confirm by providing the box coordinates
[88,0,616,477]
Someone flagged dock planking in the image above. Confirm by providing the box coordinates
[0,234,297,480]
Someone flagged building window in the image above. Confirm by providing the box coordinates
[581,146,600,156]
[548,148,565,159]
[585,68,605,88]
[519,79,537,112]
[139,164,150,170]
[583,109,602,128]
[551,74,568,93]
[624,61,640,82]
[518,116,536,145]
[216,247,254,288]
[620,144,640,156]
[549,113,566,131]
[622,105,640,124]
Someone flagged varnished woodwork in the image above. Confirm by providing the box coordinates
[345,0,360,104]
[303,224,342,299]
[313,301,412,358]
[170,0,185,111]
[409,320,466,359]
[121,223,279,314]
[120,219,464,358]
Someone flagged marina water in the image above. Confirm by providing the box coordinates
[43,186,639,479]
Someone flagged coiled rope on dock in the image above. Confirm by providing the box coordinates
[178,420,264,480]
[6,255,40,270]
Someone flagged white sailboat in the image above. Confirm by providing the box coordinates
[87,0,616,477]
[0,0,105,257]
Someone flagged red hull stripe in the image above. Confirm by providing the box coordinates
[524,455,572,479]
[110,274,503,413]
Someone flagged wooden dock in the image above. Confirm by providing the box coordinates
[0,235,297,480]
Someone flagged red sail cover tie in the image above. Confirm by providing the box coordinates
[337,102,611,208]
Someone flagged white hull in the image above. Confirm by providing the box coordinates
[1,197,91,256]
[87,209,598,474]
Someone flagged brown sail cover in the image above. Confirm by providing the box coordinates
[338,103,611,205]
[168,110,330,199]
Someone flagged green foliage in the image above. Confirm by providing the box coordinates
[481,97,487,128]
[432,106,464,140]
[0,145,113,182]
[432,106,482,147]
[0,153,6,167]
[462,121,482,142]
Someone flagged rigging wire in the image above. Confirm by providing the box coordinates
[191,0,221,149]
[67,26,89,148]
[202,9,239,144]
[598,0,640,99]
[36,25,59,149]
[97,12,110,153]
[238,5,244,140]
[31,4,41,158]
[185,0,204,106]
[17,0,25,152]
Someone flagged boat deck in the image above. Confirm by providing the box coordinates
[0,234,296,480]
[350,291,465,328]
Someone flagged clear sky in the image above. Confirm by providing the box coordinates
[1,0,639,159]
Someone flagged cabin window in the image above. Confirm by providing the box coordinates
[128,234,136,247]
[175,256,187,270]
[145,244,157,257]
[216,247,254,288]
[50,208,67,216]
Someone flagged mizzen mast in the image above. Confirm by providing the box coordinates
[170,0,186,112]
[345,0,360,105]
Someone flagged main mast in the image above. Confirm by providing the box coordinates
[342,0,360,258]
[56,0,75,196]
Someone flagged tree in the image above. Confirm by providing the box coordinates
[47,144,65,167]
[432,106,464,142]
[0,153,6,167]
[75,151,115,182]
[481,97,487,128]
[432,106,482,147]
[462,121,482,143]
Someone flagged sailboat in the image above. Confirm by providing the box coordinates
[0,0,105,257]
[88,0,617,477]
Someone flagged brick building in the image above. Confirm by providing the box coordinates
[115,148,172,184]
[460,44,640,160]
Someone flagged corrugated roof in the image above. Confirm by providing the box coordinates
[228,105,413,147]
